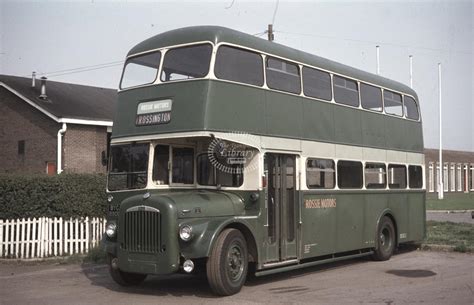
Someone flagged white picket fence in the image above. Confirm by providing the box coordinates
[0,217,106,259]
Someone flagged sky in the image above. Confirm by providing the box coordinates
[0,0,473,152]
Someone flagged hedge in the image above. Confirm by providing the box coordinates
[0,174,107,219]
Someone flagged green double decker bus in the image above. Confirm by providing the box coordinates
[103,26,425,296]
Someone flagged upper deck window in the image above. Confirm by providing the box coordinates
[161,44,212,82]
[215,46,264,86]
[266,57,301,94]
[302,67,332,101]
[120,51,161,89]
[360,83,383,111]
[333,75,359,107]
[404,96,419,120]
[384,90,403,116]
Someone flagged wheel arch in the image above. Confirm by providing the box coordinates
[208,220,259,263]
[375,209,399,249]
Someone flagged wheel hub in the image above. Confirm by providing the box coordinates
[227,245,243,280]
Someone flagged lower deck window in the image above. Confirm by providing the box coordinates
[365,163,386,189]
[108,143,149,191]
[197,154,243,187]
[409,165,423,189]
[172,147,194,184]
[337,160,363,189]
[306,158,335,189]
[388,164,407,189]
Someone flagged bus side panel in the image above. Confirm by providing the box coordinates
[335,194,364,253]
[361,112,386,149]
[363,193,389,247]
[407,191,426,242]
[264,91,303,138]
[334,106,362,146]
[387,192,409,244]
[206,81,266,134]
[301,98,335,142]
[301,193,336,258]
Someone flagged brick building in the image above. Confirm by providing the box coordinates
[0,74,116,175]
[424,149,474,194]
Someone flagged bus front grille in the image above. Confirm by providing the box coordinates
[123,209,161,253]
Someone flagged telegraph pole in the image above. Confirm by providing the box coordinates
[409,55,413,88]
[438,63,444,200]
[376,46,380,75]
[267,24,274,42]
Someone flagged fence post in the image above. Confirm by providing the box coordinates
[15,219,20,258]
[53,217,57,256]
[75,218,79,254]
[20,218,25,258]
[32,218,37,258]
[59,217,63,256]
[26,218,31,259]
[85,217,90,253]
[40,217,45,258]
[64,218,69,255]
[0,220,3,258]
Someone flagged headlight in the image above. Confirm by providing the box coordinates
[105,222,117,238]
[179,225,192,241]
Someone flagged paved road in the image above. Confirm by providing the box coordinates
[1,251,473,305]
[427,211,474,224]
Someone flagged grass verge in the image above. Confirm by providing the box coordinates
[423,221,474,253]
[426,192,474,210]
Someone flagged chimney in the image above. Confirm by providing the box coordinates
[32,72,36,88]
[39,76,47,99]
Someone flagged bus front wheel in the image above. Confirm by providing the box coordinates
[108,255,147,286]
[373,216,396,261]
[206,228,248,296]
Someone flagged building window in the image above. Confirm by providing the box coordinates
[388,164,407,189]
[266,57,301,94]
[333,75,359,107]
[470,165,474,191]
[360,83,383,111]
[409,165,423,189]
[428,163,434,192]
[436,163,440,192]
[463,164,469,192]
[337,160,363,189]
[450,163,455,192]
[18,140,25,155]
[302,67,332,101]
[214,45,264,86]
[457,164,462,192]
[364,163,386,189]
[306,158,335,189]
[443,163,449,192]
[46,162,56,176]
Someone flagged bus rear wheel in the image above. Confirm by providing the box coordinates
[373,216,396,261]
[206,228,248,296]
[108,255,147,286]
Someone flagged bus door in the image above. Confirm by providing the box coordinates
[264,153,298,263]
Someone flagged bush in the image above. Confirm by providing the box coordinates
[0,174,107,219]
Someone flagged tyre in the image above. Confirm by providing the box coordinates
[206,228,248,296]
[108,255,147,286]
[372,216,396,261]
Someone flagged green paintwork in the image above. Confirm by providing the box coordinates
[104,26,426,279]
[114,26,423,153]
[114,80,423,152]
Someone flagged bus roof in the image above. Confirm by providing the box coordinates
[128,26,417,99]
